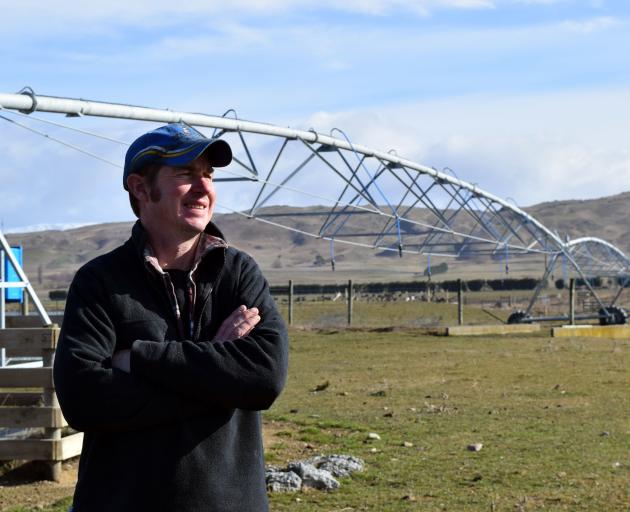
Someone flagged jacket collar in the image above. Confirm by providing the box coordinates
[130,220,228,275]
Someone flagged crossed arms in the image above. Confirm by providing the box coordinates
[53,252,288,433]
[111,305,261,372]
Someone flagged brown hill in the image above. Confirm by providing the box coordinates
[523,191,630,252]
[5,193,630,291]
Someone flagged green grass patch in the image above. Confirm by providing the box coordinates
[265,328,630,511]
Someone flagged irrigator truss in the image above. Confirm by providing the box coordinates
[1,89,629,326]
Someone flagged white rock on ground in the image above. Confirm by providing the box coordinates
[265,454,365,493]
[286,462,340,491]
[266,469,302,493]
[305,454,365,478]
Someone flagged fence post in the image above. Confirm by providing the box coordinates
[347,279,353,326]
[42,341,61,481]
[457,279,464,326]
[21,292,29,316]
[569,278,575,325]
[288,280,293,326]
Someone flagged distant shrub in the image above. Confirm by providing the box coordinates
[555,277,603,289]
[270,277,541,296]
[487,278,538,291]
[466,279,485,292]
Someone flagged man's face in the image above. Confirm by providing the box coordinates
[142,157,216,238]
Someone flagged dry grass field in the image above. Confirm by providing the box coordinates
[265,328,630,511]
[2,299,630,511]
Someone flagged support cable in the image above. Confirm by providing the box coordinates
[0,113,120,168]
[0,107,129,145]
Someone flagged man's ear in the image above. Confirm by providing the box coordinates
[127,174,150,202]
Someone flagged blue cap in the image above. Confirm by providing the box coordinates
[123,123,232,190]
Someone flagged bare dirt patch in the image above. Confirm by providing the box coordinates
[0,459,78,511]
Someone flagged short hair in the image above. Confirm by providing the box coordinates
[128,163,162,218]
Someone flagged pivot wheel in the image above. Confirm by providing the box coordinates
[599,306,628,326]
[507,310,532,324]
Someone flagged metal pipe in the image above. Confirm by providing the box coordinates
[525,313,605,323]
[0,91,566,249]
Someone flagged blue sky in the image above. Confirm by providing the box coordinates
[1,0,630,230]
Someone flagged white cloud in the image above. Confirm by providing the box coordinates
[512,0,563,4]
[1,0,498,38]
[4,223,98,234]
[560,16,620,33]
[447,0,494,7]
[301,88,630,206]
[329,0,494,16]
[9,0,496,18]
[145,24,269,59]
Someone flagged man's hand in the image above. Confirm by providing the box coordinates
[112,349,131,373]
[213,305,261,343]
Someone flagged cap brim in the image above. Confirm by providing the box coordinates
[123,137,233,190]
[160,138,232,169]
[199,139,232,168]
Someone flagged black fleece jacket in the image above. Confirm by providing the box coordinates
[53,221,288,512]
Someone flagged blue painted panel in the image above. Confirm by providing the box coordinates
[4,246,23,303]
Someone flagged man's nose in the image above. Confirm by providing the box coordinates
[191,175,212,192]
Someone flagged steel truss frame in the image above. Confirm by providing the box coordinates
[1,91,629,319]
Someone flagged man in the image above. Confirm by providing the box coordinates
[53,123,289,511]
